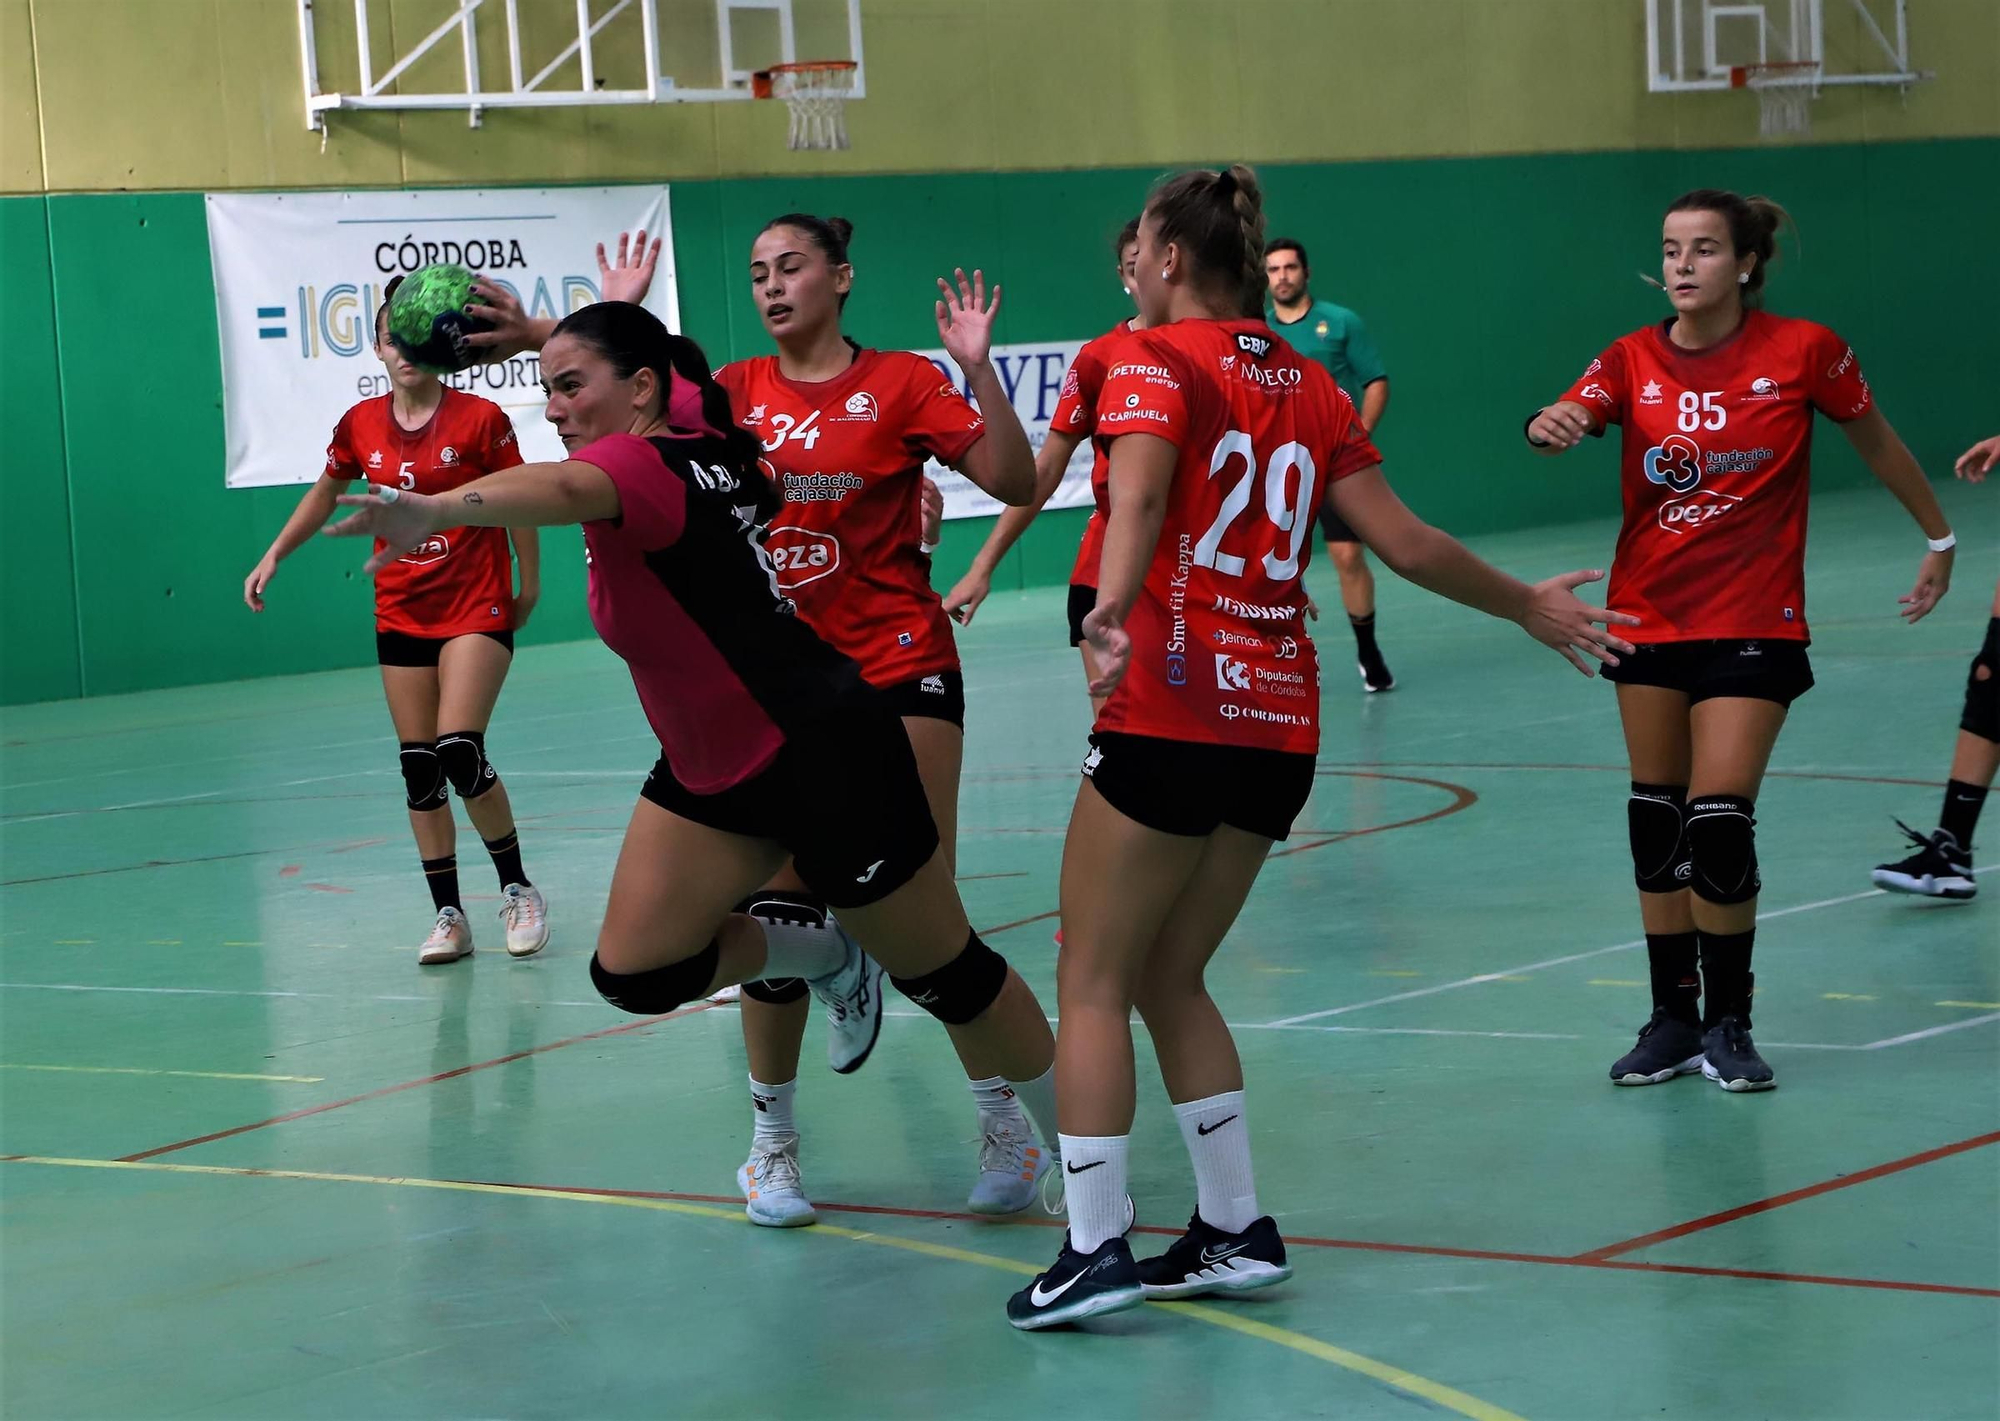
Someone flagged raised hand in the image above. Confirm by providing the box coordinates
[324,485,444,575]
[935,268,1000,373]
[1953,434,1999,483]
[1518,568,1640,675]
[599,229,662,305]
[1081,605,1132,696]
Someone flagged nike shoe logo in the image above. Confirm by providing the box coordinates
[855,859,884,883]
[1196,1114,1238,1136]
[1198,1242,1251,1266]
[1065,1159,1106,1175]
[1028,1269,1087,1307]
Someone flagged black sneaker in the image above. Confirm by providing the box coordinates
[1006,1233,1144,1331]
[1137,1214,1292,1300]
[1871,822,1976,900]
[1357,650,1396,693]
[1609,1006,1706,1085]
[1702,1016,1776,1092]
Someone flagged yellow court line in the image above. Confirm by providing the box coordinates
[1,1064,324,1083]
[1587,979,1646,988]
[1937,1000,2000,1010]
[1,1155,1527,1421]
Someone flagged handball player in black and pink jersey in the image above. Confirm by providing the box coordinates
[328,303,1063,1230]
[945,216,1147,714]
[1528,189,1956,1092]
[244,278,548,965]
[1009,166,1635,1331]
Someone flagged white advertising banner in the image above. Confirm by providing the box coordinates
[207,186,677,488]
[915,339,1094,521]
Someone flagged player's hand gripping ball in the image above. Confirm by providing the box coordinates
[387,264,493,374]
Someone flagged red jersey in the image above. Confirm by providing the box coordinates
[325,389,523,637]
[1049,319,1136,588]
[1561,310,1873,644]
[1092,319,1382,753]
[718,350,985,686]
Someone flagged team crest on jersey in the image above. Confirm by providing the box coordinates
[1234,332,1273,359]
[1315,320,1329,337]
[439,446,459,465]
[1059,368,1081,401]
[1746,377,1780,402]
[1583,359,1603,378]
[1218,354,1236,373]
[1640,381,1665,406]
[838,391,879,422]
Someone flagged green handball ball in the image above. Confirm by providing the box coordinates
[387,264,492,374]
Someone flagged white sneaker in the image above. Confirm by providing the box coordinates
[967,1111,1053,1216]
[805,923,885,1075]
[707,983,743,1004]
[736,1134,817,1227]
[417,906,473,965]
[498,883,549,958]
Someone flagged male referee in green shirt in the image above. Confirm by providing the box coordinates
[1266,238,1395,692]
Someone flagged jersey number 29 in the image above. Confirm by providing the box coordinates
[1193,430,1321,581]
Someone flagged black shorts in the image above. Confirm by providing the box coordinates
[1317,503,1358,544]
[640,699,940,909]
[1083,731,1316,840]
[874,670,966,728]
[376,630,514,667]
[1601,638,1815,708]
[1068,584,1096,648]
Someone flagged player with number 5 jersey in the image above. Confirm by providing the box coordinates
[1528,189,1953,1098]
[1009,163,1639,1332]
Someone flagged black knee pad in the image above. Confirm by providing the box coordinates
[399,741,449,811]
[437,730,498,800]
[589,940,721,1016]
[1962,619,1999,742]
[1684,794,1760,905]
[1627,782,1690,894]
[891,930,1009,1026]
[733,892,820,1004]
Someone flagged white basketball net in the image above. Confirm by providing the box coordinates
[1742,64,1820,137]
[770,64,855,151]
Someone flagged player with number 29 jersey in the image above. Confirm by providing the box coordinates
[1093,318,1382,755]
[1561,309,1871,644]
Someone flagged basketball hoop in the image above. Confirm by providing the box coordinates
[1730,61,1821,138]
[753,61,857,151]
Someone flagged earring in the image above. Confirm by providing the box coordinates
[1738,273,1749,284]
[1161,268,1170,280]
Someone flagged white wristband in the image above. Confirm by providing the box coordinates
[1927,531,1956,553]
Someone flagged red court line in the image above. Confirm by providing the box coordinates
[1578,1130,2000,1261]
[116,1004,716,1162]
[458,1178,1998,1300]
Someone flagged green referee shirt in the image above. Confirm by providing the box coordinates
[1267,298,1386,409]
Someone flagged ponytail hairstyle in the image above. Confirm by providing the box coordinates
[373,274,405,346]
[550,301,766,480]
[760,212,857,313]
[1665,188,1795,303]
[1145,163,1267,317]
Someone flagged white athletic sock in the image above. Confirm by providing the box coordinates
[1173,1090,1258,1233]
[749,1076,797,1147]
[968,1075,1024,1120]
[752,915,845,982]
[1058,1133,1129,1252]
[1004,1065,1060,1160]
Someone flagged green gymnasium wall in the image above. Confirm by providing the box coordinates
[3,136,1994,703]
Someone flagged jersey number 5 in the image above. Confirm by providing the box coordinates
[1194,430,1320,581]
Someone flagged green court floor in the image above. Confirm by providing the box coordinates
[3,483,1996,1420]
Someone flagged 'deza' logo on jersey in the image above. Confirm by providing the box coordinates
[400,534,451,566]
[1658,489,1744,536]
[764,527,840,589]
[1643,434,1704,494]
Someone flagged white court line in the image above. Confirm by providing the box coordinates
[1263,872,2000,1028]
[3,771,385,826]
[1858,1011,2000,1050]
